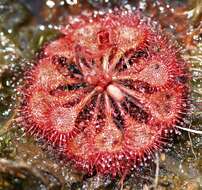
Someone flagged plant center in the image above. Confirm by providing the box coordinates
[86,72,112,92]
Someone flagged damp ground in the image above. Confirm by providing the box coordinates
[0,0,202,190]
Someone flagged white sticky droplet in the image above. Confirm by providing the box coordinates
[107,84,124,101]
[46,0,55,8]
[65,0,78,5]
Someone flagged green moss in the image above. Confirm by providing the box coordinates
[0,132,15,159]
